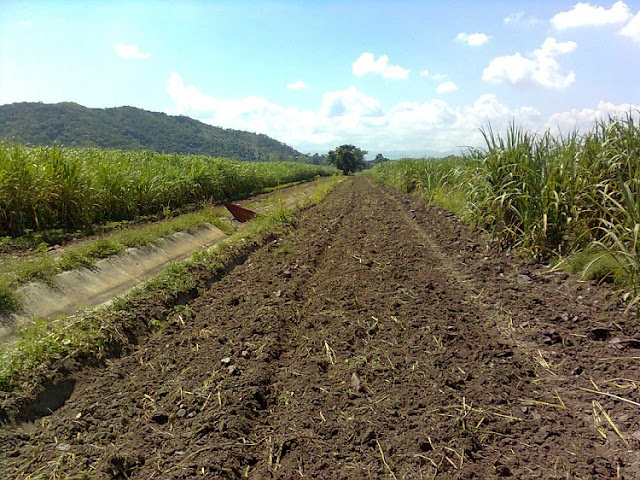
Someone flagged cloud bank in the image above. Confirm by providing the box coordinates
[166,73,547,152]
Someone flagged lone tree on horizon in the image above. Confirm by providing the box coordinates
[326,144,367,175]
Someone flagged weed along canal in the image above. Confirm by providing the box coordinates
[1,176,639,478]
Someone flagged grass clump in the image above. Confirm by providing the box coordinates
[0,279,21,312]
[0,317,103,390]
[60,239,125,268]
[276,243,297,255]
[555,249,626,284]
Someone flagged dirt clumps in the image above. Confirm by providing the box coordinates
[1,176,639,479]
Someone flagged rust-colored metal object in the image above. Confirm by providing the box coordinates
[224,202,256,223]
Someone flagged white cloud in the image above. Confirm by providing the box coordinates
[320,86,384,119]
[421,71,447,80]
[18,20,31,26]
[381,94,541,151]
[456,32,490,47]
[166,72,286,124]
[167,74,636,155]
[545,100,640,131]
[115,44,151,60]
[482,37,577,89]
[352,52,409,79]
[436,81,458,94]
[504,11,541,26]
[620,12,640,43]
[504,11,523,24]
[165,72,546,153]
[539,37,578,56]
[551,1,632,30]
[287,80,308,90]
[465,94,541,128]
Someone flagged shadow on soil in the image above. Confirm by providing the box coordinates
[14,378,77,424]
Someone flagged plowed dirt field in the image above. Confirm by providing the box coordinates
[1,176,639,479]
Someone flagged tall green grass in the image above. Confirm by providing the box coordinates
[371,156,475,215]
[0,143,335,237]
[372,113,640,306]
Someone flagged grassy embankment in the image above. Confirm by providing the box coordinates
[372,114,640,307]
[0,175,344,392]
[0,143,336,311]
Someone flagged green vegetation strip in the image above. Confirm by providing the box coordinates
[371,114,640,308]
[0,142,336,237]
[0,176,344,393]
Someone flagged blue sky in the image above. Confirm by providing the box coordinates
[1,1,639,156]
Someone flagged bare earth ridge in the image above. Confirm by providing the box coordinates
[1,176,639,479]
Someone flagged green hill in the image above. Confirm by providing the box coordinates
[0,102,305,162]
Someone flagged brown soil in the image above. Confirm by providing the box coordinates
[1,176,639,479]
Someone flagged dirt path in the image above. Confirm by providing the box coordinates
[1,176,639,479]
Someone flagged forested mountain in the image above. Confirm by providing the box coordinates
[0,102,305,162]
